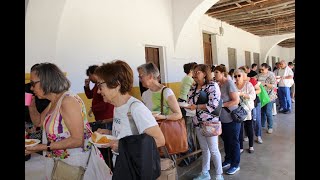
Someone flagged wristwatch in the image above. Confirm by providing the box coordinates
[47,141,52,152]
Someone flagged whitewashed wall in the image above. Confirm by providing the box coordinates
[200,15,261,69]
[269,46,295,63]
[26,0,294,93]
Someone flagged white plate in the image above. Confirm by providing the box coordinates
[151,111,161,116]
[25,139,41,147]
[89,135,117,148]
[178,102,189,108]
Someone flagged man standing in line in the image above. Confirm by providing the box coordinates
[247,63,258,78]
[275,60,294,114]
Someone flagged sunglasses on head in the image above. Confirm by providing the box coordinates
[234,75,241,78]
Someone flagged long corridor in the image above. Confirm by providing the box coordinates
[178,104,295,180]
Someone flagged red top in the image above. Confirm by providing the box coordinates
[84,85,114,121]
[249,77,257,86]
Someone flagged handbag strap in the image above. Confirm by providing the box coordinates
[160,87,168,115]
[127,100,141,135]
[192,85,197,105]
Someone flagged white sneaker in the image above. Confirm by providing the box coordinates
[243,136,249,142]
[215,175,224,180]
[240,149,244,153]
[267,129,273,134]
[193,171,211,180]
[256,136,263,144]
[291,99,295,103]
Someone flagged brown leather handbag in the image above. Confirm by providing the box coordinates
[157,87,188,155]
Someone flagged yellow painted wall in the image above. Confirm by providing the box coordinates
[26,73,182,123]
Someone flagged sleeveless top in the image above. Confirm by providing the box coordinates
[43,91,92,159]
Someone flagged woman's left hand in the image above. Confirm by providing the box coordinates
[25,144,44,155]
[109,140,119,153]
[187,104,197,111]
[154,114,165,120]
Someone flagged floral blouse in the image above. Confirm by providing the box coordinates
[187,81,221,126]
[43,91,92,159]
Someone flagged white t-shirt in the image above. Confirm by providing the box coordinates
[277,66,294,87]
[142,88,175,115]
[112,96,158,139]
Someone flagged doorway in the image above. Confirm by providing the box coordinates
[245,51,251,67]
[203,33,213,66]
[228,47,237,70]
[253,52,260,68]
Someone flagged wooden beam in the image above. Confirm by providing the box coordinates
[239,19,295,30]
[231,15,294,27]
[212,3,294,19]
[207,0,293,16]
[236,3,242,8]
[207,0,269,15]
[224,11,295,23]
[243,23,295,32]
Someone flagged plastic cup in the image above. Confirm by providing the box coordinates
[25,93,33,106]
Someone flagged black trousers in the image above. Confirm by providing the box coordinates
[239,120,254,149]
[89,121,114,170]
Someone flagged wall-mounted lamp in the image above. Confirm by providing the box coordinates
[214,20,224,36]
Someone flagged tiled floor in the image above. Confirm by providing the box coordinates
[178,103,295,180]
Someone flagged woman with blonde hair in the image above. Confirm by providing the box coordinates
[239,66,263,144]
[234,69,256,153]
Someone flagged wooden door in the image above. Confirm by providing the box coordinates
[228,47,237,70]
[245,51,251,67]
[203,33,213,66]
[145,47,160,71]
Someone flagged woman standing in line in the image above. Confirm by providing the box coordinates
[25,63,92,179]
[95,60,165,166]
[185,64,224,180]
[234,69,256,153]
[213,65,241,175]
[137,62,182,122]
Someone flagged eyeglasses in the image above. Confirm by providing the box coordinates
[97,81,106,90]
[260,69,265,71]
[234,75,241,78]
[30,80,40,87]
[194,71,202,75]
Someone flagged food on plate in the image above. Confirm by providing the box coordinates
[25,139,36,145]
[91,132,111,144]
[152,111,160,116]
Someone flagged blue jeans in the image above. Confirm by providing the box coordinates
[252,102,262,137]
[278,87,292,112]
[261,102,273,129]
[221,121,241,168]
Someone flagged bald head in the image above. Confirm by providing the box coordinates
[280,60,287,69]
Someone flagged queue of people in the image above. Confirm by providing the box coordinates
[25,60,293,180]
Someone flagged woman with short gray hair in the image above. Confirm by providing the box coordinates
[25,62,92,179]
[137,62,182,121]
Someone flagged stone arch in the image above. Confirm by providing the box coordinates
[260,33,295,63]
[172,0,219,56]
